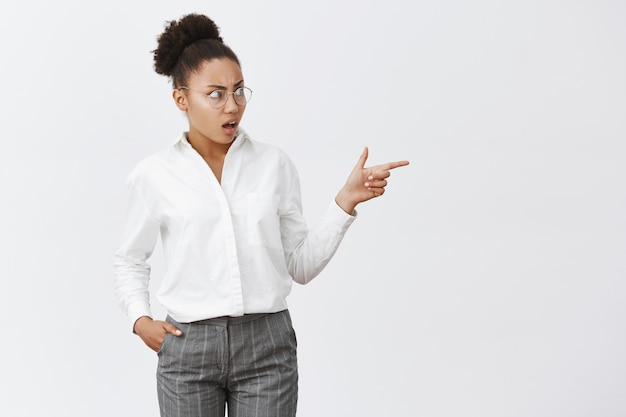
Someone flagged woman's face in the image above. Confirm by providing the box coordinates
[173,58,247,147]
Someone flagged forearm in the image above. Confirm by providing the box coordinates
[114,253,153,330]
[285,200,356,284]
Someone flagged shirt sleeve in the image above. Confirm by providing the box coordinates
[113,179,160,330]
[279,158,357,284]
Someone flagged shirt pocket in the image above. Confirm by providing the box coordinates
[247,193,282,249]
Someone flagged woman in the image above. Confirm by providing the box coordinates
[114,13,409,417]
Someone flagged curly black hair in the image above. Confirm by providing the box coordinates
[153,13,240,88]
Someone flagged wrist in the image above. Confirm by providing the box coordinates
[335,190,357,215]
[133,315,153,334]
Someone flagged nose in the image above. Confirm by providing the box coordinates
[223,92,239,113]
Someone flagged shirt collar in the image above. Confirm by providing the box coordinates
[175,129,249,149]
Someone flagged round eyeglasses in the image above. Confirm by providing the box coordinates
[177,86,253,109]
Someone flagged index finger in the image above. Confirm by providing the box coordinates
[163,322,183,336]
[378,160,410,171]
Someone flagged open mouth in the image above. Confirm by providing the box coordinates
[222,121,237,135]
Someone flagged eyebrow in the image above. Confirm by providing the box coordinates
[203,80,244,89]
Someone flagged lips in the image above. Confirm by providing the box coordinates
[222,120,238,134]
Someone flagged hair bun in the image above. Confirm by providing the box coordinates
[153,13,223,76]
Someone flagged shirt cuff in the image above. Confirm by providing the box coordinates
[326,199,357,233]
[127,301,152,333]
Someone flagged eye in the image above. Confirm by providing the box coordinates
[208,89,225,99]
[234,87,245,97]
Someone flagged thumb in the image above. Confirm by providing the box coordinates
[164,322,183,336]
[354,146,368,170]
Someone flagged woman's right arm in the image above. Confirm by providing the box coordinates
[113,181,160,332]
[114,181,183,350]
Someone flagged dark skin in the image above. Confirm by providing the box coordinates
[135,58,409,351]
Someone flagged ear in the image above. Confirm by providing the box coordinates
[172,88,188,111]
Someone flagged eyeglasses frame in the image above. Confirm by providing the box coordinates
[176,86,253,109]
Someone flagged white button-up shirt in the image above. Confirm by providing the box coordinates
[114,130,356,326]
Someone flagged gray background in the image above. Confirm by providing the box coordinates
[1,0,624,416]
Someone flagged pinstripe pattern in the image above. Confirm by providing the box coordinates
[157,310,298,417]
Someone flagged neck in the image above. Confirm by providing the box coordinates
[186,132,233,160]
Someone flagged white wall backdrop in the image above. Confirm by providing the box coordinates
[0,0,624,416]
